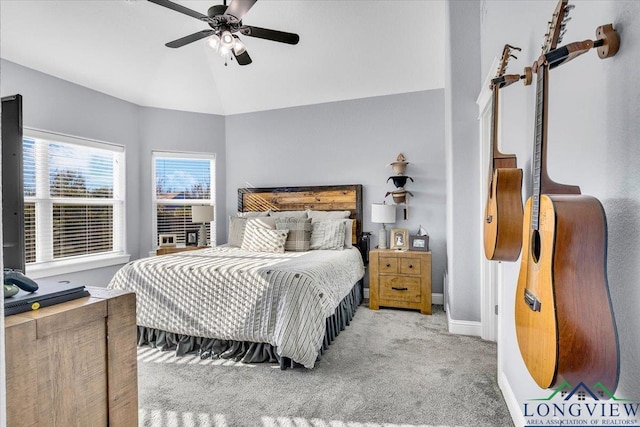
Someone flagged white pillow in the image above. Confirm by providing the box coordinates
[241,221,289,253]
[344,219,354,249]
[310,220,346,250]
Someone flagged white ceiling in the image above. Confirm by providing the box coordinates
[0,0,445,116]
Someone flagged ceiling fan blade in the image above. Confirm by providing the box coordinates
[233,49,252,66]
[224,0,257,22]
[166,30,213,48]
[239,26,300,45]
[148,0,210,22]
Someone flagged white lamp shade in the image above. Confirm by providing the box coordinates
[191,205,214,223]
[371,203,396,224]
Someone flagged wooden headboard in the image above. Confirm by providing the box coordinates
[238,184,363,244]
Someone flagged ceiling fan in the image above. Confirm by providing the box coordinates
[148,0,300,66]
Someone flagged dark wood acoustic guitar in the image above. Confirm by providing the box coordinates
[483,44,528,262]
[515,0,620,391]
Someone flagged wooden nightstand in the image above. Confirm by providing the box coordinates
[156,245,205,256]
[369,249,432,315]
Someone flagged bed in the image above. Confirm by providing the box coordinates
[108,184,366,369]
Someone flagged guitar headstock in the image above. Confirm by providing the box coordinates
[494,44,522,79]
[541,0,575,54]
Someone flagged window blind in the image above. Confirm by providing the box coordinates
[23,130,125,265]
[153,153,216,246]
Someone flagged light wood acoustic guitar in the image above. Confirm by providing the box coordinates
[483,44,530,262]
[515,0,620,391]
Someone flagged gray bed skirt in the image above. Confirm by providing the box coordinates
[137,281,363,369]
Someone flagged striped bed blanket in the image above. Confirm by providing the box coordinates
[108,246,364,368]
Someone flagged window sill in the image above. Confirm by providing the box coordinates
[26,253,131,280]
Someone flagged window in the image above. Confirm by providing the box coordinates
[24,129,127,277]
[153,152,216,246]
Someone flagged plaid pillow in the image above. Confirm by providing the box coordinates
[275,217,312,252]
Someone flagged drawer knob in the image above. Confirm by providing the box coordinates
[392,286,408,291]
[386,263,391,267]
[408,264,413,269]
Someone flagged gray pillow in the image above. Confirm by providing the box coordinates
[307,210,351,221]
[237,210,270,218]
[247,216,277,229]
[228,216,247,247]
[310,220,346,250]
[276,217,312,252]
[269,210,308,219]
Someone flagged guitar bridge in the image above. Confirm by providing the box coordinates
[524,289,542,312]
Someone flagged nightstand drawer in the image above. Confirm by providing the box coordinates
[400,258,421,275]
[378,257,399,273]
[379,276,421,303]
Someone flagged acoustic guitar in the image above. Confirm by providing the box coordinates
[483,44,527,262]
[515,0,620,391]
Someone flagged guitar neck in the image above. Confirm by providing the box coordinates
[531,67,546,231]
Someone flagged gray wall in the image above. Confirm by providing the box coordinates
[480,0,640,417]
[0,59,226,286]
[444,0,482,322]
[225,91,447,293]
[138,107,227,257]
[0,59,141,286]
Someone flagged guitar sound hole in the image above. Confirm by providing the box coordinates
[531,229,541,263]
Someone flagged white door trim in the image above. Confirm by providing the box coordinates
[477,56,500,343]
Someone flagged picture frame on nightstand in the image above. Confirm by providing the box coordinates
[158,233,177,247]
[409,235,429,251]
[389,228,409,250]
[186,230,198,246]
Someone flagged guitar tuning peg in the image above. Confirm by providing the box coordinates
[565,4,575,12]
[563,16,572,24]
[510,54,518,60]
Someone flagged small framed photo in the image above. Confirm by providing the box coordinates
[390,228,409,251]
[409,235,430,252]
[186,230,199,246]
[158,234,177,248]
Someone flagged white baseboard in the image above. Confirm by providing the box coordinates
[362,289,444,306]
[432,292,444,305]
[498,369,525,427]
[446,308,482,336]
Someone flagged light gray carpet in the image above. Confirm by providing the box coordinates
[138,305,514,427]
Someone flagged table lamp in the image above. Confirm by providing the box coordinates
[191,205,214,247]
[371,203,396,249]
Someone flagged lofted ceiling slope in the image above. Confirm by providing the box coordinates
[0,0,445,116]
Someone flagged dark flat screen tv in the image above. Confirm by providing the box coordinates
[2,94,25,273]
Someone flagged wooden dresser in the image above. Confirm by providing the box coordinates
[369,249,432,315]
[4,287,138,426]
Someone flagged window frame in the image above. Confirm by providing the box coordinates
[23,128,129,279]
[151,151,216,248]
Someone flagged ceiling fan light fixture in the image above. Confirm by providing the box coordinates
[232,39,246,56]
[220,31,235,49]
[207,34,221,50]
[218,45,231,57]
